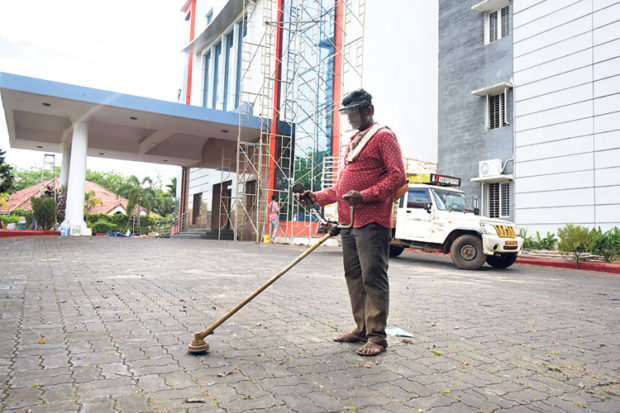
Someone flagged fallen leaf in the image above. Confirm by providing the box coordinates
[256,322,262,326]
[342,407,356,411]
[578,383,585,389]
[184,398,206,403]
[363,362,373,368]
[115,372,130,376]
[38,338,46,344]
[401,338,414,344]
[217,371,233,377]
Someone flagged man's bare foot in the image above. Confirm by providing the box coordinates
[356,342,385,356]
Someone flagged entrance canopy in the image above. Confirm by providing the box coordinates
[0,72,264,168]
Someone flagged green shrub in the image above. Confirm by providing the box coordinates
[1,214,20,227]
[8,209,32,228]
[557,224,590,262]
[588,227,619,263]
[518,228,535,249]
[91,220,116,234]
[31,197,56,230]
[532,231,557,250]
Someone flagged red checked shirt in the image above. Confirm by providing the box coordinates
[314,125,406,228]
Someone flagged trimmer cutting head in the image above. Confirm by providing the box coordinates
[187,332,211,354]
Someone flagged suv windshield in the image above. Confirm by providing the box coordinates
[432,188,475,213]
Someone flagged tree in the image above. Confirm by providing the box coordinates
[0,193,9,210]
[166,177,177,198]
[12,166,60,192]
[0,148,15,193]
[84,190,102,219]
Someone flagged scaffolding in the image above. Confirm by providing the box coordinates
[228,0,366,242]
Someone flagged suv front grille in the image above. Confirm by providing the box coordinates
[494,224,516,238]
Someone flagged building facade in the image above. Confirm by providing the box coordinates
[438,0,620,234]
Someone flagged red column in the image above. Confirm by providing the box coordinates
[332,0,344,162]
[185,0,197,104]
[268,0,285,200]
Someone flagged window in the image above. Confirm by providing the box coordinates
[487,5,509,43]
[488,92,509,129]
[489,182,509,218]
[223,31,234,109]
[407,189,431,209]
[212,42,221,109]
[206,9,213,25]
[202,52,211,108]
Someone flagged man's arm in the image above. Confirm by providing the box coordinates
[359,131,407,202]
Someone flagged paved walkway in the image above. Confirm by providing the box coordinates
[0,237,618,412]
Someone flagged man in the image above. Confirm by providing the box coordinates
[268,194,280,242]
[302,89,406,356]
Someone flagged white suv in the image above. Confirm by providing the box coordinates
[390,183,523,270]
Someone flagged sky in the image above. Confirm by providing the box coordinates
[0,0,187,187]
[0,0,438,187]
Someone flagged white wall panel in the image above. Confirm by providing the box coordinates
[515,117,593,146]
[513,0,592,42]
[516,84,592,116]
[515,187,593,208]
[514,0,546,14]
[596,204,620,222]
[594,0,620,12]
[514,0,582,29]
[593,37,620,62]
[594,93,620,115]
[596,184,620,202]
[514,49,591,86]
[514,15,592,57]
[517,153,593,177]
[596,167,620,186]
[595,130,620,150]
[594,74,620,97]
[516,101,593,131]
[515,205,595,224]
[516,135,593,161]
[514,32,591,71]
[594,56,620,80]
[593,2,620,28]
[593,19,620,44]
[595,111,620,132]
[595,148,620,167]
[515,170,593,192]
[515,66,592,101]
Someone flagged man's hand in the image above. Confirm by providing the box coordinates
[342,190,363,206]
[300,190,317,206]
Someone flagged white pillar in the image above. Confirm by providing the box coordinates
[61,121,89,236]
[59,142,71,189]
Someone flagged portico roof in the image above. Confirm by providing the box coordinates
[0,72,264,168]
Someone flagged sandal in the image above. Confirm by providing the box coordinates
[356,342,385,356]
[334,332,367,343]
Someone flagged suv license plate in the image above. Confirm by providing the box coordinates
[505,240,518,247]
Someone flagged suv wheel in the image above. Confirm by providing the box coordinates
[450,234,486,270]
[486,253,517,269]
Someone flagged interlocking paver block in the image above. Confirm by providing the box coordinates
[0,238,618,412]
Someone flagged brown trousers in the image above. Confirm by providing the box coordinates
[340,223,391,347]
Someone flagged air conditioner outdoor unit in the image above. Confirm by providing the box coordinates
[479,159,502,177]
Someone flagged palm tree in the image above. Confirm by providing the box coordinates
[84,190,102,219]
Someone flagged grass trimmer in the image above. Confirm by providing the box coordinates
[188,183,352,354]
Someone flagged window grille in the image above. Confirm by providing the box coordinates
[489,182,510,218]
[487,5,509,44]
[501,6,510,38]
[488,91,509,129]
[489,11,498,43]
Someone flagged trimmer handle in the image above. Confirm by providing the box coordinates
[292,182,318,209]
